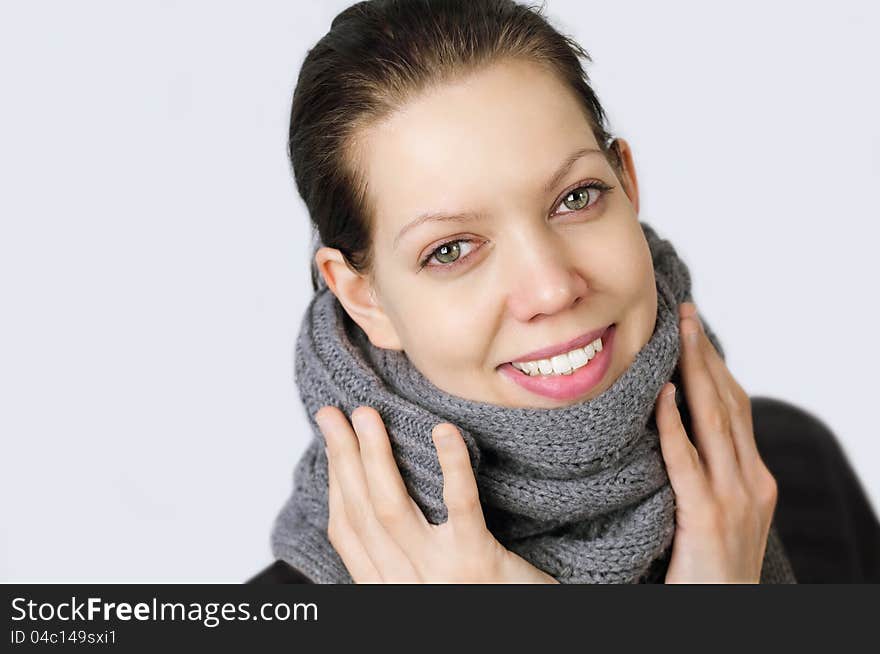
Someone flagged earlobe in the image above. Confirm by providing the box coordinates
[313,247,403,351]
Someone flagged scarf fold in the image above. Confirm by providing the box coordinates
[271,221,796,584]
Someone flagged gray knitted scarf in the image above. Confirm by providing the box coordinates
[271,221,796,584]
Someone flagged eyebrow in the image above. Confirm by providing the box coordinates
[392,146,604,251]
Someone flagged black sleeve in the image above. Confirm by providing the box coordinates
[246,560,314,584]
[751,396,880,583]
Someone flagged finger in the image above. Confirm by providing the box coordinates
[679,301,699,321]
[316,406,420,583]
[678,313,741,487]
[686,306,764,480]
[432,423,487,540]
[655,383,712,513]
[325,445,382,583]
[351,406,430,552]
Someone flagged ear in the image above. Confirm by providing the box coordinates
[314,246,403,351]
[611,137,640,216]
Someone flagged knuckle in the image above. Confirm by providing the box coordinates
[706,406,731,434]
[757,468,779,509]
[726,383,751,414]
[373,496,408,526]
[446,490,480,515]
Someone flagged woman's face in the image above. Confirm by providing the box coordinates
[318,59,657,409]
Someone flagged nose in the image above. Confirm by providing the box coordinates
[504,231,589,322]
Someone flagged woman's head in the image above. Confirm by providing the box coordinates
[291,0,657,408]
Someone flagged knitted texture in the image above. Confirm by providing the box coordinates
[271,221,797,584]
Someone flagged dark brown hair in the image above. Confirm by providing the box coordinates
[288,0,622,291]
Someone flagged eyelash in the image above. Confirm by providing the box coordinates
[417,179,615,272]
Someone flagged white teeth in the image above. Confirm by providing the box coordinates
[568,347,588,368]
[550,354,572,375]
[511,336,604,377]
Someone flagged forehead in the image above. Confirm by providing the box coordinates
[355,59,600,246]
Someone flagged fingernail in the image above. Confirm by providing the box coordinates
[662,383,676,401]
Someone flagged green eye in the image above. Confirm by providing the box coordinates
[418,238,477,271]
[556,180,615,215]
[562,187,592,211]
[434,242,460,264]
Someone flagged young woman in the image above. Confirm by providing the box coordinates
[251,0,879,584]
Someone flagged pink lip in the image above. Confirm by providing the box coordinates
[502,323,613,365]
[497,324,616,402]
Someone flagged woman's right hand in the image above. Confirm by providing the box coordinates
[655,302,779,584]
[316,405,558,584]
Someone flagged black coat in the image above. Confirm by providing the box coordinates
[247,397,880,584]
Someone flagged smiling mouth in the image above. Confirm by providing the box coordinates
[498,323,614,370]
[510,334,605,376]
[496,324,617,401]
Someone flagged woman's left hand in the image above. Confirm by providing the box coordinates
[315,405,559,584]
[656,301,780,583]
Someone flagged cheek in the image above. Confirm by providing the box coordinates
[586,231,654,297]
[618,236,657,327]
[632,241,657,298]
[395,293,490,372]
[618,235,659,345]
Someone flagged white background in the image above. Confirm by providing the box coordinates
[1,0,877,582]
